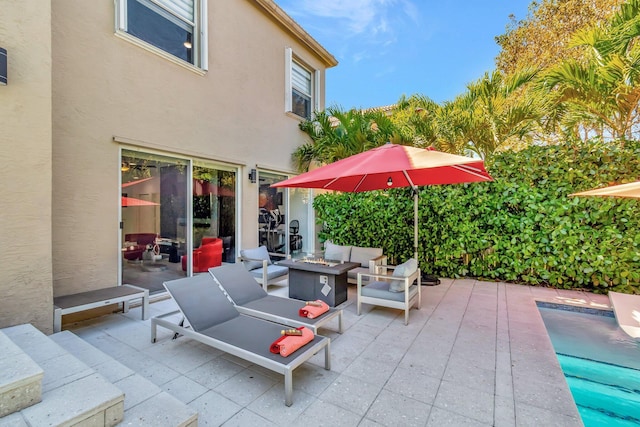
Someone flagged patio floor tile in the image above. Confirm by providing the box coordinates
[365,389,431,427]
[55,277,588,426]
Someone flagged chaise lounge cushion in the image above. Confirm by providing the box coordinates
[389,258,418,292]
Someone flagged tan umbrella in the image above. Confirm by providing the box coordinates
[570,181,640,199]
[572,180,639,339]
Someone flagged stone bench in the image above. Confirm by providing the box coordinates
[54,284,149,332]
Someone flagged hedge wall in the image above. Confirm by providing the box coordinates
[314,140,640,293]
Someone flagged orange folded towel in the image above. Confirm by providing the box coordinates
[269,327,314,357]
[298,300,329,319]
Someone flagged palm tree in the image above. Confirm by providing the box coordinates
[457,69,544,159]
[539,0,640,141]
[294,107,408,171]
[392,95,442,148]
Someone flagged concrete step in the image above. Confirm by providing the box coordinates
[50,331,198,427]
[0,324,124,427]
[0,331,43,417]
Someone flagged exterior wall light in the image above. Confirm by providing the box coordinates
[0,47,7,85]
[249,168,257,183]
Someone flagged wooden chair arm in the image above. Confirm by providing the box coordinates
[368,254,388,272]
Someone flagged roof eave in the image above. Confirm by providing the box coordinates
[250,0,338,68]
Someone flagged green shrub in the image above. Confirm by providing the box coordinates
[314,140,640,293]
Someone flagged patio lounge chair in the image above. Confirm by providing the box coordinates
[208,263,343,334]
[150,275,331,406]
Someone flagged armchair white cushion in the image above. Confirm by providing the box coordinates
[357,258,421,325]
[239,246,288,291]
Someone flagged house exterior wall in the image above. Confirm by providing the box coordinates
[0,0,335,332]
[0,1,54,333]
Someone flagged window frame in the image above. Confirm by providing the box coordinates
[285,47,319,119]
[115,0,208,73]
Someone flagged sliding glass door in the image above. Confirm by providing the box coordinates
[121,149,237,294]
[192,162,236,264]
[258,171,312,259]
[258,171,287,259]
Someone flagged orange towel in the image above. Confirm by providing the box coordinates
[269,327,314,357]
[298,300,329,319]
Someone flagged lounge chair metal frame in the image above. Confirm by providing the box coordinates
[209,264,343,334]
[151,276,331,406]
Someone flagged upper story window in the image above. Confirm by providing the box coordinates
[116,0,207,70]
[285,48,319,119]
[292,62,312,119]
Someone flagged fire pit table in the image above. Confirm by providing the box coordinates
[278,258,360,307]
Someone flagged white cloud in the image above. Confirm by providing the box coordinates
[279,0,419,39]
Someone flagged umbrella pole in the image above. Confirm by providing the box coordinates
[413,189,418,261]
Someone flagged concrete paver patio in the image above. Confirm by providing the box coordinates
[66,278,609,426]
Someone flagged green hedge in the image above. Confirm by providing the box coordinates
[314,140,640,293]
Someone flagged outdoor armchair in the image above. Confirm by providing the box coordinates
[239,245,289,291]
[356,258,421,325]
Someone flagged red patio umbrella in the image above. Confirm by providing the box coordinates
[272,143,493,259]
[121,196,159,207]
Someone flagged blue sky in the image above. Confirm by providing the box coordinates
[275,1,532,110]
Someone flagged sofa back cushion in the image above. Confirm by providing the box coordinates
[389,258,418,292]
[324,241,352,262]
[350,246,383,267]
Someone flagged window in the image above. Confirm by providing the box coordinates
[291,62,312,119]
[285,48,319,119]
[115,0,207,69]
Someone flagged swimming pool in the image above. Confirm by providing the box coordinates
[538,303,640,427]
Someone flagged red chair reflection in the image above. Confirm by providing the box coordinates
[182,237,223,273]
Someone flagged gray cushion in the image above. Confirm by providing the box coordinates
[209,263,267,306]
[240,246,271,270]
[249,264,289,281]
[324,241,351,262]
[389,258,418,292]
[350,246,383,267]
[348,266,370,281]
[163,275,239,332]
[361,281,418,302]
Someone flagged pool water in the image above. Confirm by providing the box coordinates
[538,305,640,427]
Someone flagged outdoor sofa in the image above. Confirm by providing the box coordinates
[323,240,387,284]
